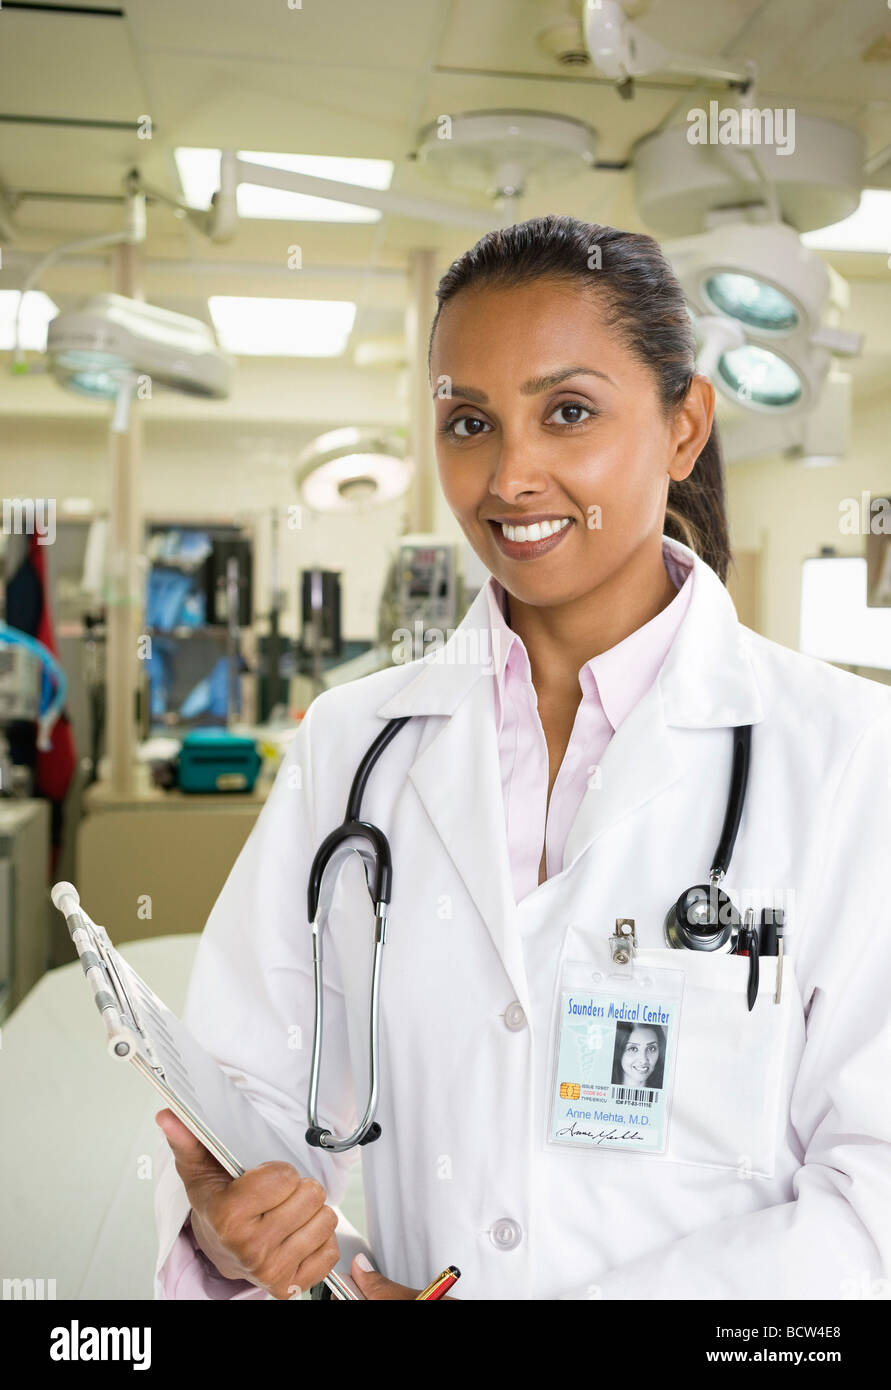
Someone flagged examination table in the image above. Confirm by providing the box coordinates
[0,934,367,1299]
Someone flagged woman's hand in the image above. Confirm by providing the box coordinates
[156,1108,340,1300]
[350,1255,458,1300]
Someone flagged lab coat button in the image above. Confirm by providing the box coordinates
[504,1002,527,1031]
[490,1219,522,1251]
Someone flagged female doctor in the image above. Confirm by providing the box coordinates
[155,214,891,1301]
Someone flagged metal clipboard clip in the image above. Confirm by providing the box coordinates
[50,881,156,1065]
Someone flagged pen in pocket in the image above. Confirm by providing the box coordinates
[735,908,759,1012]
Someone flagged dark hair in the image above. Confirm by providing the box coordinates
[428,214,732,585]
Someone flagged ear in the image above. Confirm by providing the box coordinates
[669,374,715,483]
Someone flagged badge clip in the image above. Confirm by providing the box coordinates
[609,918,637,971]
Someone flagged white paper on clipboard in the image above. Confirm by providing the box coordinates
[51,881,365,1300]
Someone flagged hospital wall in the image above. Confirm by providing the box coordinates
[723,387,891,687]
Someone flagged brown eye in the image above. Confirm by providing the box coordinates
[547,402,595,427]
[443,415,490,438]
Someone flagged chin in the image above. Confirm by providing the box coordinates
[499,572,581,607]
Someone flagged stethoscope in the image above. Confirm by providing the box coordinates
[305,716,752,1153]
[305,715,411,1153]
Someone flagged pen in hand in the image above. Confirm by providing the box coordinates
[416,1266,461,1300]
[349,1254,460,1299]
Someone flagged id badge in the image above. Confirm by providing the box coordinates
[547,957,684,1156]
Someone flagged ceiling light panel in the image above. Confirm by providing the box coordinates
[175,148,393,222]
[207,296,356,356]
[0,291,58,351]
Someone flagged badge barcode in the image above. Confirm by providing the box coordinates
[611,1086,657,1108]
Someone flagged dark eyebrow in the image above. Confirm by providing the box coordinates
[431,366,615,404]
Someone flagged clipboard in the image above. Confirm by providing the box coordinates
[50,880,364,1301]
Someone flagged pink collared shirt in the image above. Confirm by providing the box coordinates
[159,538,693,1296]
[485,540,694,904]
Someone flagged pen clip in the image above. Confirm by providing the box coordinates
[736,909,759,1011]
[746,919,759,1011]
[774,921,785,1005]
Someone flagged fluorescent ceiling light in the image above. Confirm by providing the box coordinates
[0,290,58,351]
[207,296,356,356]
[174,148,392,223]
[801,190,891,253]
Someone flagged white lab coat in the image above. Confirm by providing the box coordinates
[154,534,891,1300]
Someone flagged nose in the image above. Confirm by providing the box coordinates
[487,433,551,505]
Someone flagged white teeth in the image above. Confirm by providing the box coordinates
[500,518,570,543]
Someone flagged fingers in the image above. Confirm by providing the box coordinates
[155,1109,233,1206]
[262,1205,340,1300]
[240,1186,337,1300]
[256,1173,328,1226]
[225,1199,338,1301]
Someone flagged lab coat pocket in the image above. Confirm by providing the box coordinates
[551,925,797,1179]
[634,946,796,1179]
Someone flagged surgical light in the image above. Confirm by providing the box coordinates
[66,369,126,400]
[667,221,862,417]
[47,294,232,399]
[296,428,412,515]
[702,273,799,333]
[51,348,132,399]
[717,345,803,409]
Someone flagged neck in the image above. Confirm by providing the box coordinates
[504,540,679,699]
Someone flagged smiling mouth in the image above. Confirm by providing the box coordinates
[487,517,575,561]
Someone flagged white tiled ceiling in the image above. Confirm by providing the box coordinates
[0,0,889,400]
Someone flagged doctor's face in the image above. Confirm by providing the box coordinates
[620,1028,659,1087]
[430,277,703,610]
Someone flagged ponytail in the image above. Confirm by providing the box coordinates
[665,422,731,585]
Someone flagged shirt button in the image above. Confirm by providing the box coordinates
[504,1001,527,1031]
[490,1219,523,1251]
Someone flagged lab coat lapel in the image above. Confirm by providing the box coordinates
[408,677,530,1013]
[562,538,765,873]
[377,587,530,1013]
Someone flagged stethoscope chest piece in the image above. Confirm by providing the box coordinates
[663,724,752,953]
[664,883,740,952]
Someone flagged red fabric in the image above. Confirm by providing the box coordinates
[30,533,77,807]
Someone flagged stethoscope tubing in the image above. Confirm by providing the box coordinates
[305,716,410,1151]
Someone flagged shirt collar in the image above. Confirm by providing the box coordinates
[484,540,694,737]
